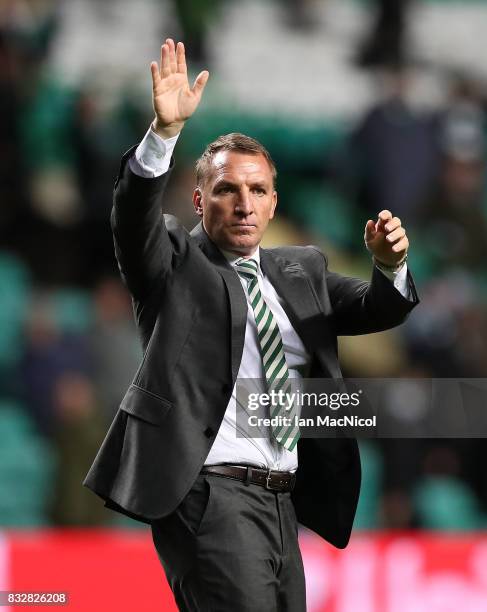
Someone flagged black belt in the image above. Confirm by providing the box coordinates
[200,464,296,492]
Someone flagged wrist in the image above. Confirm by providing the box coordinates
[151,118,184,139]
[373,253,408,272]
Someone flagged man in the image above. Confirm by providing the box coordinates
[84,39,418,611]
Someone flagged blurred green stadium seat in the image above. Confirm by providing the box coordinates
[0,400,56,527]
[0,253,31,368]
[354,441,383,529]
[183,111,345,173]
[414,476,486,530]
[282,181,360,250]
[49,288,94,334]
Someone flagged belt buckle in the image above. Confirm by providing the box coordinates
[265,469,281,491]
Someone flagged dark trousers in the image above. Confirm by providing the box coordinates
[151,472,306,612]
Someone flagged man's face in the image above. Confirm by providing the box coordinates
[193,151,277,256]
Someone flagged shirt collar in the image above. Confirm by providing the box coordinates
[220,246,262,275]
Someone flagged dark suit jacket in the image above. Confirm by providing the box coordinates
[84,146,419,548]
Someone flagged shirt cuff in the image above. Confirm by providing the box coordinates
[128,125,180,178]
[376,263,411,299]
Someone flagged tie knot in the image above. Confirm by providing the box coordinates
[235,258,259,280]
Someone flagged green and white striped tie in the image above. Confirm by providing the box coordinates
[235,258,300,451]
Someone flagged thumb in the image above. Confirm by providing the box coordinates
[191,70,210,97]
[364,219,376,243]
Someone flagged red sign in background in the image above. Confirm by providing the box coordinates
[2,530,487,611]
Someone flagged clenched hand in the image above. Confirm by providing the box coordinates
[365,210,409,268]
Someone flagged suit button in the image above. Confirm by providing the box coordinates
[204,427,214,438]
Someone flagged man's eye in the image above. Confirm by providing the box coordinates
[253,188,265,194]
[218,186,232,194]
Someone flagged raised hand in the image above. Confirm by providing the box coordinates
[365,210,409,268]
[150,38,209,139]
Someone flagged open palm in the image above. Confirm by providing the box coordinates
[151,38,209,136]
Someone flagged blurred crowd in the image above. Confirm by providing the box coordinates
[0,0,486,531]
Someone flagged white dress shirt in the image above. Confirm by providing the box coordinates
[128,126,411,471]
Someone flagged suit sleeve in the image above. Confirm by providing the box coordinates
[318,250,419,336]
[110,145,176,302]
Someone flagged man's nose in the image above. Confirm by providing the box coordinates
[235,188,253,215]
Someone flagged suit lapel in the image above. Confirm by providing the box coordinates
[189,224,341,381]
[260,249,342,378]
[190,223,247,385]
[260,249,320,335]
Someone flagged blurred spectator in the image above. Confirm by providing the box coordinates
[0,0,61,234]
[421,156,487,269]
[0,0,60,65]
[50,372,109,525]
[19,293,92,436]
[356,0,411,68]
[380,488,416,529]
[418,74,487,272]
[441,75,486,159]
[89,277,142,420]
[281,0,318,31]
[346,66,440,225]
[171,0,222,66]
[413,445,486,530]
[0,29,24,233]
[404,272,487,377]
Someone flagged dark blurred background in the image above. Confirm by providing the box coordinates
[1,0,487,535]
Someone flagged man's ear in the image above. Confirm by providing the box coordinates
[269,190,278,220]
[193,188,203,217]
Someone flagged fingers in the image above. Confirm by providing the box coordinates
[376,209,392,231]
[378,210,392,221]
[160,43,170,78]
[384,216,402,233]
[176,41,187,74]
[364,219,376,242]
[167,38,177,73]
[386,226,405,244]
[157,38,207,81]
[368,210,409,261]
[380,213,408,251]
[376,210,403,236]
[392,236,409,253]
[150,61,161,88]
[160,38,177,78]
[191,70,210,96]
